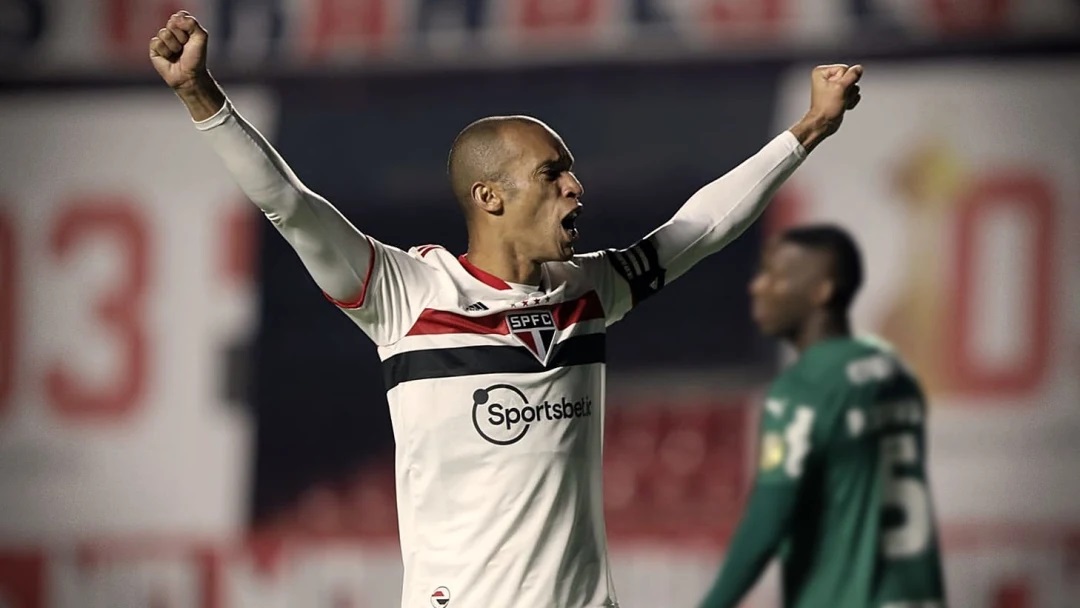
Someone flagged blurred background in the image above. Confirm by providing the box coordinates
[1,0,1079,606]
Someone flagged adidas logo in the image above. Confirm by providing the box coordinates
[464,302,489,312]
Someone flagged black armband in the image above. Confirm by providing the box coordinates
[607,238,666,306]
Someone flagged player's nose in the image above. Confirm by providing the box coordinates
[562,173,583,200]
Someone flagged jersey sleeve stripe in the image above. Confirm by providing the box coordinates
[382,333,606,391]
[406,292,605,337]
[323,235,377,310]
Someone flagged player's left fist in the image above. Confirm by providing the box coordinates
[806,64,863,137]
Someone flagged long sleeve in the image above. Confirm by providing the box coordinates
[653,130,806,283]
[195,100,374,305]
[698,484,800,608]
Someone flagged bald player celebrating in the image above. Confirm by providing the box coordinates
[150,11,863,608]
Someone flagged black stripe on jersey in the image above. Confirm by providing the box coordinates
[382,333,606,391]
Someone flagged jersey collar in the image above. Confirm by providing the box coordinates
[457,254,512,290]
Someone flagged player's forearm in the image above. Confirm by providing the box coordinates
[195,97,312,222]
[195,99,372,304]
[649,132,805,281]
[699,485,797,608]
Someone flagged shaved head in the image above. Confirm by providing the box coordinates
[445,114,583,271]
[447,115,551,214]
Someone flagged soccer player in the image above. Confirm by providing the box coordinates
[150,11,862,608]
[698,225,947,608]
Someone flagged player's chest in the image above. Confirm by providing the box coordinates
[393,366,605,458]
[497,307,569,365]
[416,291,606,366]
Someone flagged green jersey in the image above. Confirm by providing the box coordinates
[700,336,947,608]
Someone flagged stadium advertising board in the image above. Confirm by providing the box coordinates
[4,0,1078,75]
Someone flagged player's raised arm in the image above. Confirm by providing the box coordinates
[577,65,862,324]
[644,65,863,283]
[148,11,375,307]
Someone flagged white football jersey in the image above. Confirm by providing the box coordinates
[331,239,661,608]
[195,100,805,607]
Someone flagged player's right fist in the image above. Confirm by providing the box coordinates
[806,64,863,136]
[149,11,209,90]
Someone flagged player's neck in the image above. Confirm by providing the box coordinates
[792,313,851,354]
[463,244,543,287]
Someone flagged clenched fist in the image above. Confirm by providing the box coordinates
[807,64,863,136]
[149,10,208,91]
[789,64,864,152]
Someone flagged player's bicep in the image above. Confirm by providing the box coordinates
[575,238,667,325]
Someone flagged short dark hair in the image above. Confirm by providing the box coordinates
[780,224,864,312]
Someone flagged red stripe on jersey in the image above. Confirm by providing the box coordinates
[457,254,511,290]
[418,244,443,257]
[410,308,507,336]
[323,235,377,309]
[407,291,604,337]
[551,290,605,328]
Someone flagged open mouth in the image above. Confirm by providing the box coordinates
[560,206,582,241]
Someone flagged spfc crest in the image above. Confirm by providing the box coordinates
[506,309,557,365]
[430,586,451,607]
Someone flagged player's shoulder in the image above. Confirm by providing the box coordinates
[399,243,464,275]
[549,251,607,283]
[386,243,464,295]
[406,243,449,260]
[788,335,908,391]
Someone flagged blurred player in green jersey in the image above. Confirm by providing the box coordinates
[698,225,947,608]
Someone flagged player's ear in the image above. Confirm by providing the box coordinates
[813,279,835,309]
[471,181,503,215]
